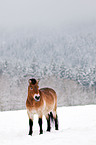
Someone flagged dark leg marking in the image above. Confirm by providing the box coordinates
[47,114,51,132]
[38,118,43,134]
[50,112,53,122]
[55,115,58,130]
[29,119,33,135]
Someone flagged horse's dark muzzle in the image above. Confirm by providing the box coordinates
[35,96,40,101]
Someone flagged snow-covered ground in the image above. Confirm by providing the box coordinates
[0,105,96,145]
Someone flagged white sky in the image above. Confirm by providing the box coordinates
[0,0,96,28]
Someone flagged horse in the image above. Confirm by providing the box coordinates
[26,78,58,135]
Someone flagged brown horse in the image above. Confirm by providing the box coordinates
[26,78,58,135]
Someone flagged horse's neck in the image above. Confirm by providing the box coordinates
[39,90,44,102]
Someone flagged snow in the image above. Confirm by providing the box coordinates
[0,105,96,145]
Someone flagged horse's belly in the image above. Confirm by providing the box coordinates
[42,100,54,115]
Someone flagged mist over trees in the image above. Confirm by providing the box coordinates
[0,22,96,111]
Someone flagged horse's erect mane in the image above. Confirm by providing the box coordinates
[30,78,36,85]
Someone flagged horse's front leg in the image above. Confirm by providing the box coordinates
[29,118,33,135]
[38,117,43,134]
[46,114,51,132]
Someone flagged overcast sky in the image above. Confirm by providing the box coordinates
[0,0,96,28]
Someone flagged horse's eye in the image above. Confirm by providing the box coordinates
[30,87,33,90]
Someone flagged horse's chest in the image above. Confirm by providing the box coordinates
[31,108,39,114]
[28,103,44,115]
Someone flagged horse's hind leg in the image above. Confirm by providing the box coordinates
[54,114,58,130]
[52,111,59,130]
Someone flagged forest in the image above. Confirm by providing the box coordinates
[0,22,96,111]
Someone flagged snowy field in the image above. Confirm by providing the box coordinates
[0,105,96,145]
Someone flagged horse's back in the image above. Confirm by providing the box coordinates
[40,87,56,92]
[40,88,57,98]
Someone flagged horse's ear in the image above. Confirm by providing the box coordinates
[37,79,40,84]
[28,79,32,84]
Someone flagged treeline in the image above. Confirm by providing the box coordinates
[0,59,96,88]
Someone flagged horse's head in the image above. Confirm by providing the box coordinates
[28,78,40,102]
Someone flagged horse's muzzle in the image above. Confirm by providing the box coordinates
[35,96,40,101]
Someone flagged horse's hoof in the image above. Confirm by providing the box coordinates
[28,134,32,136]
[39,130,43,135]
[28,133,32,136]
[47,129,51,132]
